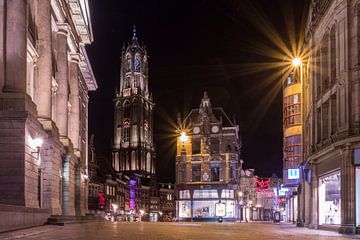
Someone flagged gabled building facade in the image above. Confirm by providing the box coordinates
[175,92,242,221]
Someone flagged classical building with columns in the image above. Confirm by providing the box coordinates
[300,0,360,233]
[0,0,97,230]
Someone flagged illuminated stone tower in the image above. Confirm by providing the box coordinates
[112,27,155,177]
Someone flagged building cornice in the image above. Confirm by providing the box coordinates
[306,0,333,40]
[79,45,98,91]
[67,0,94,44]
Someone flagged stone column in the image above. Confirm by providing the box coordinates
[3,0,26,93]
[35,0,52,119]
[339,144,356,233]
[0,0,5,91]
[68,54,80,149]
[55,25,69,137]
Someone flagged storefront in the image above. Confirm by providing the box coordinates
[356,167,360,227]
[318,171,341,225]
[178,200,235,219]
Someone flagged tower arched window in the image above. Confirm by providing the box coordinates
[124,101,131,119]
[134,53,141,72]
[146,152,151,172]
[132,100,138,122]
[123,125,130,142]
[126,54,132,72]
[131,151,136,170]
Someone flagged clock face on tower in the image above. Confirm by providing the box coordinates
[211,125,219,133]
[193,127,200,134]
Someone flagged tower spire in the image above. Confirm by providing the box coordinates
[132,25,136,38]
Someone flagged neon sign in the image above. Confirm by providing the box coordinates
[98,192,105,209]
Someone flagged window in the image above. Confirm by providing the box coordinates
[192,138,201,154]
[124,101,131,119]
[283,94,301,128]
[284,71,299,87]
[283,135,301,168]
[131,151,136,170]
[210,138,219,154]
[192,164,201,182]
[178,164,186,183]
[193,190,218,199]
[230,164,236,180]
[221,189,234,198]
[179,190,190,199]
[123,126,130,142]
[211,164,220,181]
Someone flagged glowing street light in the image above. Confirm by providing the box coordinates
[292,57,301,67]
[112,203,118,213]
[179,131,188,143]
[238,192,243,197]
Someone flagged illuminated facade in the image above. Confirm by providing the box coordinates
[112,28,155,177]
[301,0,360,233]
[0,0,97,230]
[112,28,156,215]
[283,69,302,224]
[175,92,242,221]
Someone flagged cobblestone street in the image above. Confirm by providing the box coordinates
[1,222,359,240]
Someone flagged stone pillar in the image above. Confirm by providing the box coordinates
[68,55,80,149]
[55,25,69,137]
[35,0,52,119]
[0,0,5,91]
[62,154,75,216]
[3,0,26,93]
[339,144,356,233]
[310,163,318,229]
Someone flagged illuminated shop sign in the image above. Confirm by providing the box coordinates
[288,168,300,179]
[215,202,226,217]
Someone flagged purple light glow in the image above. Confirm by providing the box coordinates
[130,179,136,210]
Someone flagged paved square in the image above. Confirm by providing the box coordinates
[0,222,359,240]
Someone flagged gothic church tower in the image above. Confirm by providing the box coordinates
[112,27,155,177]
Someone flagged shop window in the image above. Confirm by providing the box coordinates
[192,138,201,154]
[211,164,220,181]
[192,164,201,182]
[319,172,340,225]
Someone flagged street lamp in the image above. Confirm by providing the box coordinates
[179,131,188,143]
[292,57,301,67]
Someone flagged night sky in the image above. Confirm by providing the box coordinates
[86,0,308,183]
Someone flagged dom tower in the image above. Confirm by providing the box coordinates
[112,28,155,178]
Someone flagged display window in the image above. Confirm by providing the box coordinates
[192,200,235,218]
[178,200,191,218]
[319,171,341,225]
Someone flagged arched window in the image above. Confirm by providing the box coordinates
[123,101,131,119]
[321,33,329,91]
[134,53,141,72]
[132,100,137,122]
[146,152,151,172]
[131,151,136,170]
[122,125,130,143]
[115,152,119,171]
[126,54,132,72]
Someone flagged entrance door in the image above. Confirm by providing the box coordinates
[356,167,360,226]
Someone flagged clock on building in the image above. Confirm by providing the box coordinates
[193,126,200,134]
[211,125,219,133]
[203,172,209,181]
